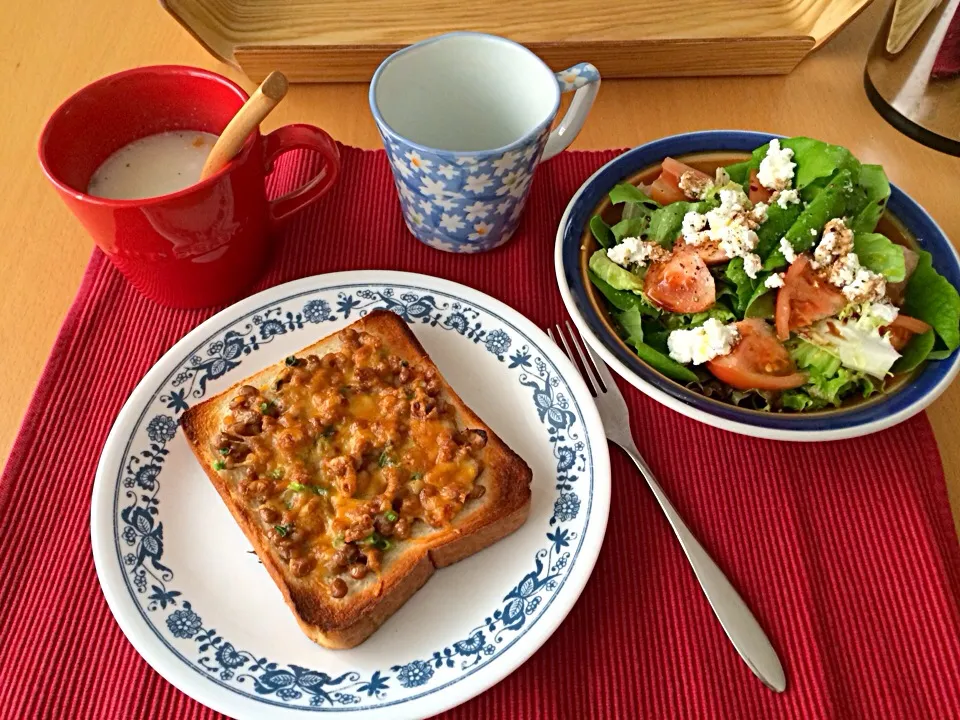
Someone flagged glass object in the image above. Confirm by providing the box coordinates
[865,0,960,155]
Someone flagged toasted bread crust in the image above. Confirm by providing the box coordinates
[180,310,532,648]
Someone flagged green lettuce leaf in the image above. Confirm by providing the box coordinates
[588,270,659,317]
[765,169,854,270]
[611,217,649,243]
[786,337,878,408]
[781,389,826,411]
[809,368,872,405]
[729,137,860,199]
[723,257,758,316]
[589,215,615,249]
[647,199,714,247]
[850,164,890,234]
[641,320,671,353]
[745,286,777,319]
[755,202,803,259]
[781,375,877,410]
[588,250,645,293]
[609,183,660,209]
[617,307,698,383]
[724,159,752,186]
[751,137,861,190]
[902,250,960,355]
[618,305,645,343]
[853,232,905,282]
[891,329,935,374]
[610,183,660,227]
[661,305,737,331]
[790,338,842,376]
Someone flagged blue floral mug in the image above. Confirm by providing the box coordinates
[369,32,600,253]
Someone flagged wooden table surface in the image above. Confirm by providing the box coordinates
[3,1,959,534]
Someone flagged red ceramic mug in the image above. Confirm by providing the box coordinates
[38,66,340,308]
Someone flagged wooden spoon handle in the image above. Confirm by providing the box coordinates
[200,71,288,180]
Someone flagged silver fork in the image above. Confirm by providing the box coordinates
[549,321,786,693]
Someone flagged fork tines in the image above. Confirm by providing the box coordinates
[548,321,612,397]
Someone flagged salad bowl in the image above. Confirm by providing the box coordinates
[555,130,960,440]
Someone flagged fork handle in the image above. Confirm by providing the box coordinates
[621,445,787,693]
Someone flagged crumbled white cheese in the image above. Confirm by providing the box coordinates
[842,264,886,304]
[718,225,761,272]
[867,300,899,325]
[743,253,763,279]
[757,139,796,192]
[810,228,818,236]
[606,236,669,268]
[811,218,886,303]
[779,237,797,264]
[775,188,800,209]
[714,167,731,186]
[717,187,750,215]
[829,252,860,286]
[765,273,786,289]
[681,211,708,243]
[812,218,854,269]
[678,170,713,200]
[682,187,766,272]
[667,318,740,365]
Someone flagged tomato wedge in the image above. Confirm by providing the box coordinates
[706,319,808,391]
[644,247,716,313]
[774,255,847,340]
[885,326,912,351]
[691,238,728,265]
[648,157,712,205]
[648,176,687,206]
[884,314,932,351]
[748,168,773,205]
[890,313,931,335]
[661,157,711,185]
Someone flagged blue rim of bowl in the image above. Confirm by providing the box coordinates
[368,31,562,158]
[558,130,960,434]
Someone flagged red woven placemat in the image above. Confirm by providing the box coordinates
[3,146,960,719]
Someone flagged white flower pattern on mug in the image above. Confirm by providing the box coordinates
[491,151,520,176]
[469,221,494,240]
[439,213,465,232]
[464,174,494,194]
[394,158,414,180]
[464,201,492,221]
[405,151,433,172]
[375,59,600,254]
[420,176,447,199]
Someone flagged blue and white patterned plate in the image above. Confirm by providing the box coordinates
[91,271,610,719]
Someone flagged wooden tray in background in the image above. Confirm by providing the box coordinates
[161,0,874,83]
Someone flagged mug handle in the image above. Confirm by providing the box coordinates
[541,63,602,161]
[262,124,341,226]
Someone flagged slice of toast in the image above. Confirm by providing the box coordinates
[180,309,532,649]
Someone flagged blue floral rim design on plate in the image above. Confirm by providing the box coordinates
[559,130,960,433]
[110,283,596,712]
